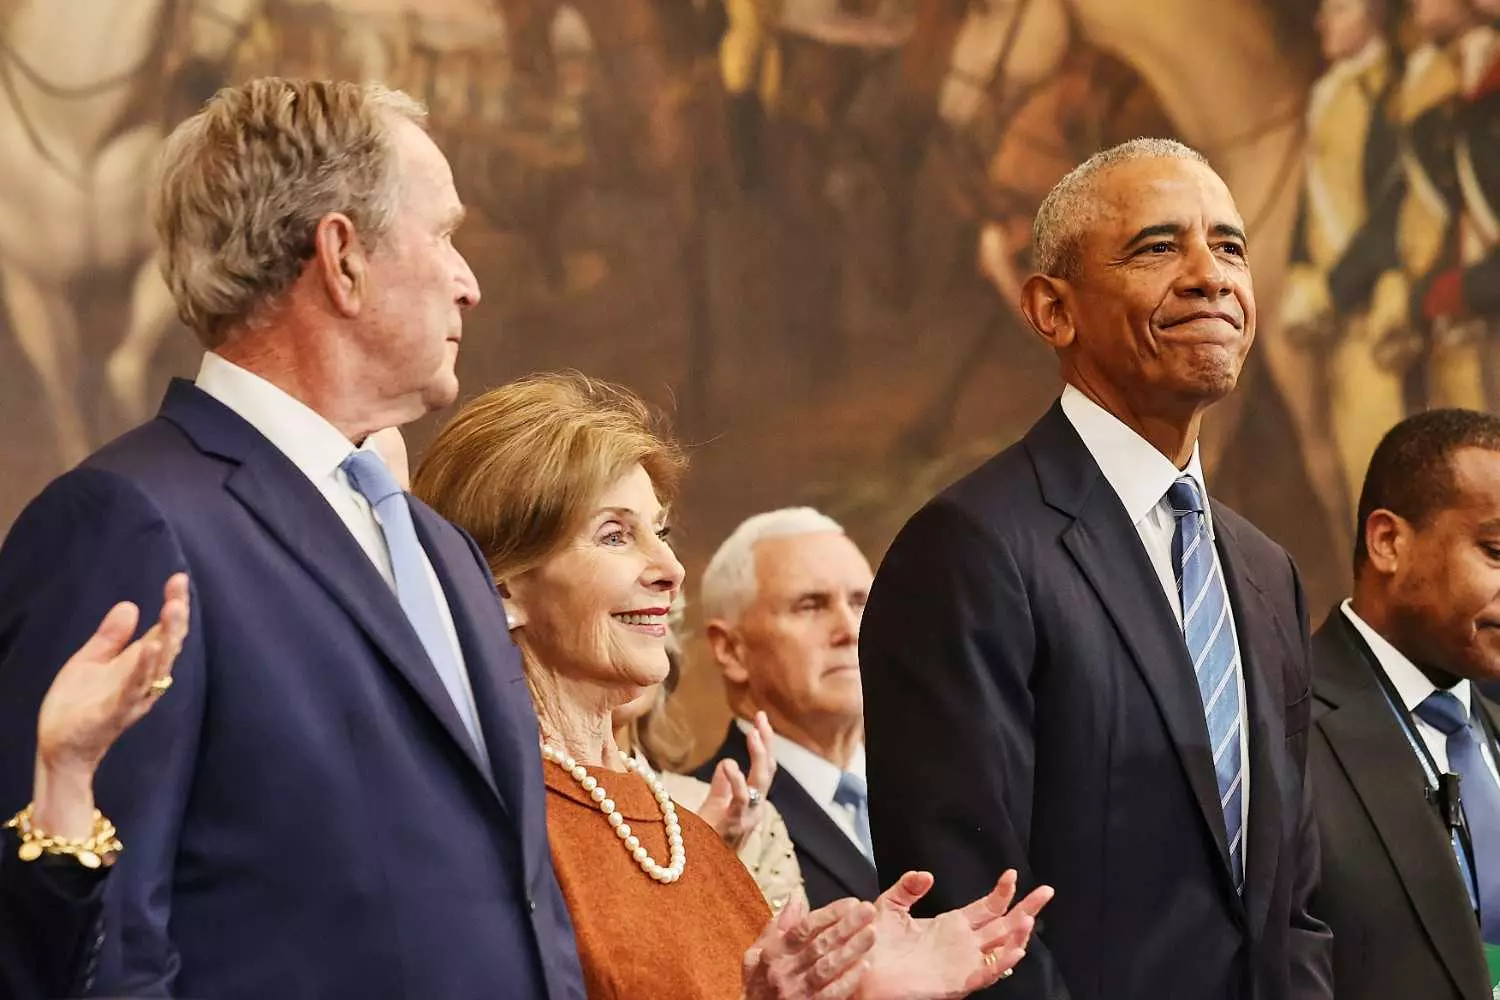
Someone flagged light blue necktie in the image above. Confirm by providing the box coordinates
[833,770,875,863]
[1167,476,1246,892]
[1415,690,1500,941]
[342,450,487,756]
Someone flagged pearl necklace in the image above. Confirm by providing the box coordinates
[541,743,686,884]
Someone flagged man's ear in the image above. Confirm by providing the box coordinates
[1362,509,1411,578]
[312,212,368,318]
[704,619,749,686]
[1019,273,1078,351]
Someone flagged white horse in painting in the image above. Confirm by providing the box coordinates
[0,0,257,468]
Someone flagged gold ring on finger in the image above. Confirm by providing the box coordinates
[148,675,174,696]
[984,952,997,968]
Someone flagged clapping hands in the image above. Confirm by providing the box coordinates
[742,868,1053,1000]
[699,711,777,850]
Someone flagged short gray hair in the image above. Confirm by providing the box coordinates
[700,507,846,625]
[1031,137,1211,278]
[153,78,428,348]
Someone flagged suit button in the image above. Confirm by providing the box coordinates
[528,896,537,913]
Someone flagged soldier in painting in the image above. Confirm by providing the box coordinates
[1367,0,1488,417]
[1282,0,1404,524]
[1406,0,1500,409]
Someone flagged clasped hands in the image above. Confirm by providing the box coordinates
[742,869,1054,1000]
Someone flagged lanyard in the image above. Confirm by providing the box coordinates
[1372,678,1482,913]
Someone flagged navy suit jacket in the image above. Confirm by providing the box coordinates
[1308,610,1495,1000]
[694,725,879,908]
[859,402,1334,1000]
[0,829,108,998]
[0,381,586,999]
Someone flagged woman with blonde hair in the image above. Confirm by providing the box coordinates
[412,372,1052,999]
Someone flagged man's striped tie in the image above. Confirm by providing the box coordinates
[1167,476,1245,892]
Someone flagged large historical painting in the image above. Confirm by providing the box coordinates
[0,0,1488,734]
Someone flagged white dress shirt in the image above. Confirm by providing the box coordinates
[738,718,869,854]
[1060,384,1252,843]
[195,352,484,740]
[1341,601,1500,786]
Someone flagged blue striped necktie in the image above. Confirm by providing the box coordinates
[1414,690,1500,940]
[1167,476,1245,892]
[342,449,488,756]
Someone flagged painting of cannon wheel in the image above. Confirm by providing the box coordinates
[1,0,1493,744]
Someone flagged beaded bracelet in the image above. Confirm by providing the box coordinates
[3,804,123,869]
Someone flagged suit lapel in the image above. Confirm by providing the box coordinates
[1314,614,1491,993]
[1032,406,1238,898]
[412,504,551,881]
[1213,515,1287,942]
[771,770,878,897]
[714,726,876,898]
[160,381,501,799]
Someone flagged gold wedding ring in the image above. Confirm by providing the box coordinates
[148,675,174,696]
[984,952,998,967]
[1000,968,1014,980]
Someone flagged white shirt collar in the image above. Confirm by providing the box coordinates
[1059,384,1213,535]
[1340,600,1474,715]
[195,352,362,484]
[736,717,865,806]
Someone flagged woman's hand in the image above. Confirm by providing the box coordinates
[742,894,877,1000]
[698,711,776,850]
[31,574,191,838]
[859,869,1055,1000]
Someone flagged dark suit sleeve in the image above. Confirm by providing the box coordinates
[0,828,109,998]
[0,469,205,996]
[860,499,1068,999]
[1285,557,1334,998]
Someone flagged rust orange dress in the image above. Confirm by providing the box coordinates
[543,761,771,999]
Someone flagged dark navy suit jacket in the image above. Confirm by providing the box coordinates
[0,381,586,999]
[860,402,1334,1000]
[694,725,878,909]
[0,828,108,998]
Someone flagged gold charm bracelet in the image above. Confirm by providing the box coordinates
[3,805,122,869]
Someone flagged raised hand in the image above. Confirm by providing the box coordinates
[860,869,1055,1000]
[699,710,777,849]
[32,573,191,837]
[742,893,878,1000]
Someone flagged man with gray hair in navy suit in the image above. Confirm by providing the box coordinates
[695,507,881,908]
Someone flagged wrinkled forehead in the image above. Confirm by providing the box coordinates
[1064,157,1244,271]
[1093,157,1242,234]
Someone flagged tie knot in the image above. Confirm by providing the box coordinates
[342,449,403,507]
[1167,476,1205,516]
[1415,690,1472,736]
[834,771,868,809]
